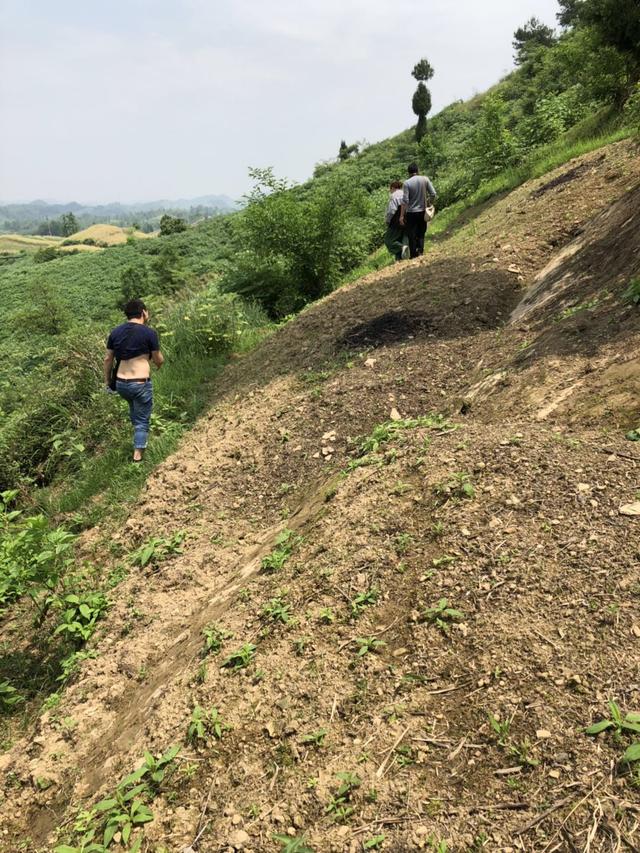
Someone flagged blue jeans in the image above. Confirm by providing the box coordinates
[116,380,153,450]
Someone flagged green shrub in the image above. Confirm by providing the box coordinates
[624,83,640,136]
[223,167,377,318]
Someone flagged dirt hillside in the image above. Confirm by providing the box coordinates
[1,140,640,853]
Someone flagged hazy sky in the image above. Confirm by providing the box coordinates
[0,0,561,204]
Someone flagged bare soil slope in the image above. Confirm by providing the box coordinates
[2,141,640,853]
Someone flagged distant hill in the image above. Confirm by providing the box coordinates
[0,195,238,234]
[66,224,154,246]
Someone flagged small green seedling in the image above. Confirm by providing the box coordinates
[300,728,328,748]
[222,643,257,670]
[187,706,227,743]
[623,277,640,306]
[262,596,292,624]
[488,712,511,747]
[118,744,181,795]
[261,529,302,572]
[585,701,640,737]
[509,737,539,768]
[130,531,185,569]
[318,607,335,624]
[431,554,456,567]
[433,471,475,501]
[326,771,361,821]
[364,835,385,850]
[95,792,153,848]
[355,636,386,657]
[350,587,379,618]
[273,835,315,853]
[201,623,232,656]
[393,533,413,555]
[53,592,109,644]
[358,414,452,455]
[422,598,465,635]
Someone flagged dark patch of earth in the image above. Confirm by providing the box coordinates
[338,310,431,349]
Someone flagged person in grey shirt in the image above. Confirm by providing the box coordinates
[399,162,437,258]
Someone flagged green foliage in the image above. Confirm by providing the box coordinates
[350,587,379,618]
[54,746,180,853]
[34,245,63,264]
[300,728,328,747]
[53,591,109,644]
[120,262,149,306]
[221,642,257,670]
[354,636,386,656]
[159,215,188,236]
[223,167,376,318]
[585,701,640,735]
[624,84,640,133]
[0,679,24,710]
[467,96,519,184]
[0,490,75,612]
[422,598,465,635]
[201,623,232,656]
[488,712,512,746]
[150,243,185,294]
[513,17,557,65]
[13,280,71,335]
[623,742,640,763]
[187,705,227,743]
[130,531,185,569]
[273,836,314,853]
[61,213,80,237]
[260,528,302,572]
[358,414,451,455]
[326,771,361,821]
[433,471,475,501]
[412,58,434,82]
[262,594,293,624]
[338,140,359,161]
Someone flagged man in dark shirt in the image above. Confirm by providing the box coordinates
[104,299,164,462]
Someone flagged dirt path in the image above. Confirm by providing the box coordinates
[1,141,640,853]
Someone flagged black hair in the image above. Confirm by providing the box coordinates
[124,299,147,319]
[407,162,419,175]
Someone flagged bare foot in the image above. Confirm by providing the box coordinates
[133,449,144,462]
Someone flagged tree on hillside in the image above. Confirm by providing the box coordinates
[338,140,359,161]
[558,0,640,95]
[60,212,79,237]
[467,96,518,184]
[513,17,557,65]
[159,214,188,236]
[120,261,149,307]
[411,58,435,142]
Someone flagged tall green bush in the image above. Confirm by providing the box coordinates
[223,168,376,317]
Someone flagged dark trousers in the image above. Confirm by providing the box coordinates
[405,211,427,258]
[384,223,406,260]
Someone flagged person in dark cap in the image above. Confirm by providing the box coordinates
[399,163,437,258]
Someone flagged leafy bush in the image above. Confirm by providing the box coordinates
[223,167,378,318]
[0,489,75,613]
[624,83,640,135]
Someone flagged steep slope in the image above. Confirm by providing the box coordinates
[1,140,640,853]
